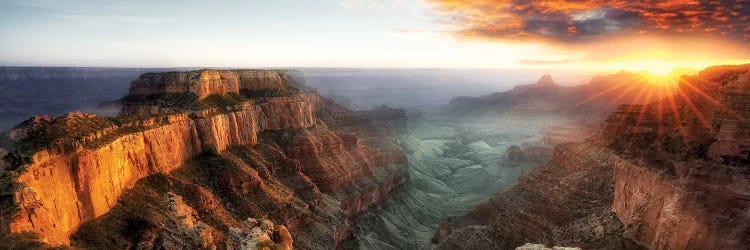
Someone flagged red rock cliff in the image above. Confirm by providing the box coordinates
[7,95,318,245]
[3,70,407,247]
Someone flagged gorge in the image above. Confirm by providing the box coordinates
[1,66,748,250]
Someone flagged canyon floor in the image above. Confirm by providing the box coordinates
[346,114,560,249]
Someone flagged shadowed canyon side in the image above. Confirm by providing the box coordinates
[0,69,408,249]
[434,65,750,249]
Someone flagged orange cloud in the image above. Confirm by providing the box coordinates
[427,0,750,44]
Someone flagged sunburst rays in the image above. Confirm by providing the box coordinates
[578,70,741,144]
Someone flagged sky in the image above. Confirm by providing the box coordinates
[1,0,749,72]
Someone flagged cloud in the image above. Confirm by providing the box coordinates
[426,0,750,44]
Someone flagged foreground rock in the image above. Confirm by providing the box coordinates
[516,243,581,250]
[0,69,408,248]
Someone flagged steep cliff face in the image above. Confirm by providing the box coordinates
[6,97,316,245]
[612,161,750,249]
[1,70,408,248]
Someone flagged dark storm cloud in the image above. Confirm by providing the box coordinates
[429,0,750,43]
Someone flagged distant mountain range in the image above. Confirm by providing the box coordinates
[444,71,681,123]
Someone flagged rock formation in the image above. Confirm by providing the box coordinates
[128,69,290,100]
[228,217,293,250]
[435,65,750,249]
[516,243,581,250]
[0,69,408,248]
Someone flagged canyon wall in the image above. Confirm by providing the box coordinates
[613,160,750,249]
[7,95,317,245]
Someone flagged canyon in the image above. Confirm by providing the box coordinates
[0,69,408,249]
[433,65,750,249]
[0,66,747,250]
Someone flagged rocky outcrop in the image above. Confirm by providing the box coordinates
[516,243,581,250]
[2,70,408,248]
[129,70,239,99]
[161,192,217,249]
[228,218,293,250]
[128,69,289,99]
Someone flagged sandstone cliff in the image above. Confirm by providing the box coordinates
[0,70,408,248]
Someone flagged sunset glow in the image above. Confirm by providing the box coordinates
[1,0,747,70]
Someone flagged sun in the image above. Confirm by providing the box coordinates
[630,60,683,76]
[646,66,676,76]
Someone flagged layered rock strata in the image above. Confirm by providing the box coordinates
[129,69,288,99]
[1,70,408,248]
[6,97,316,245]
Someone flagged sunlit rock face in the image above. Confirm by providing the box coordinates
[236,70,287,91]
[0,70,408,248]
[129,69,288,100]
